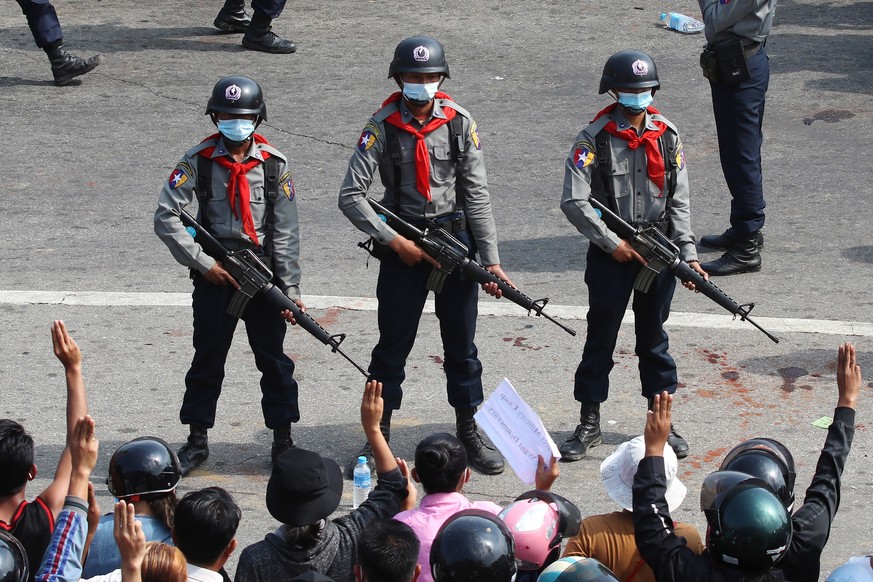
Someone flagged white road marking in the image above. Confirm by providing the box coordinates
[3,290,871,338]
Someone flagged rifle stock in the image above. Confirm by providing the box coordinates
[178,209,370,376]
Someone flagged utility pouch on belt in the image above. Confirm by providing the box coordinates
[716,39,751,84]
[700,46,721,83]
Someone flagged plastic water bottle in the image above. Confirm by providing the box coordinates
[659,12,705,34]
[352,456,371,509]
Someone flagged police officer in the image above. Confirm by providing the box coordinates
[338,36,510,477]
[559,51,707,462]
[697,0,777,275]
[14,0,102,86]
[155,76,303,475]
[213,0,296,54]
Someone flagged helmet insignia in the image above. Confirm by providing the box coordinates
[413,45,430,62]
[631,59,649,76]
[225,84,242,101]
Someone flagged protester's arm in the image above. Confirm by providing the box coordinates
[785,343,860,576]
[115,501,146,582]
[41,321,90,517]
[361,381,397,474]
[396,457,418,512]
[82,482,101,564]
[534,455,559,491]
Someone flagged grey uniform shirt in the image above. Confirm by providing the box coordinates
[560,108,698,263]
[154,136,302,299]
[338,96,501,266]
[698,0,777,44]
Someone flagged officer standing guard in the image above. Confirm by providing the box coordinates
[155,76,303,475]
[213,0,296,54]
[559,51,708,462]
[339,36,510,477]
[697,0,778,275]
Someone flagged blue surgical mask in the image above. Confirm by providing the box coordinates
[217,119,256,143]
[616,91,654,114]
[402,82,440,105]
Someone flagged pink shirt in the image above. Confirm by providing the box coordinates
[394,492,503,582]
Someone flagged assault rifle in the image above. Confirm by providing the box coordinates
[365,199,577,337]
[587,197,779,344]
[178,209,369,376]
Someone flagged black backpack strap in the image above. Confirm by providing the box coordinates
[660,128,679,204]
[383,122,402,203]
[263,156,279,259]
[449,115,465,208]
[593,128,619,214]
[196,155,213,232]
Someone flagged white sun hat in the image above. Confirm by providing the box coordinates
[600,435,687,513]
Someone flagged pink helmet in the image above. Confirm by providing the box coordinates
[499,491,582,571]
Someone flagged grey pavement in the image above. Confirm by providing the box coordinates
[2,0,873,578]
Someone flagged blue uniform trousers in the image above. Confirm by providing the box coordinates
[574,245,678,403]
[369,230,483,411]
[16,0,62,48]
[251,0,287,19]
[710,47,770,235]
[181,275,299,429]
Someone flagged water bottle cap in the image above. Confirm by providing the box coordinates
[357,456,367,464]
[660,13,667,19]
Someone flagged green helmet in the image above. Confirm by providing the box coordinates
[701,471,792,572]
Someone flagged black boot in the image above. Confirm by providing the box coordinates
[270,424,294,462]
[214,0,251,32]
[700,228,764,251]
[45,41,102,86]
[647,397,689,459]
[241,10,296,54]
[559,403,602,461]
[456,408,505,475]
[177,425,209,476]
[344,410,391,480]
[700,232,762,276]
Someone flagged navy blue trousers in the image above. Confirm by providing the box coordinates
[574,246,678,403]
[16,0,62,48]
[250,0,287,19]
[710,47,770,234]
[369,231,483,411]
[181,276,299,430]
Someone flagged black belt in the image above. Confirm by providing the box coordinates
[707,40,763,58]
[405,211,467,234]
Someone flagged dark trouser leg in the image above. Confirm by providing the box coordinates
[15,0,62,47]
[711,48,770,236]
[242,288,299,429]
[434,256,483,410]
[573,246,635,404]
[244,0,295,53]
[250,0,286,19]
[181,277,239,429]
[632,269,678,398]
[368,253,429,411]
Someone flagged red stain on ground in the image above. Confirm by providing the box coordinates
[429,355,444,365]
[702,447,728,465]
[510,337,542,351]
[696,389,716,398]
[778,367,808,393]
[316,307,343,326]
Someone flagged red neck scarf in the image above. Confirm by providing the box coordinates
[382,91,457,201]
[198,133,272,246]
[592,104,667,195]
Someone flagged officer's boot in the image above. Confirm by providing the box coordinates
[700,231,762,276]
[270,424,295,462]
[241,10,297,54]
[344,409,391,480]
[456,407,505,475]
[45,41,103,86]
[214,0,251,33]
[559,403,602,462]
[647,396,689,459]
[177,425,209,476]
[700,228,764,251]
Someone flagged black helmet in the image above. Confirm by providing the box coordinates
[430,509,516,582]
[701,471,792,572]
[598,50,660,94]
[388,36,450,79]
[205,75,267,121]
[107,437,182,498]
[720,438,796,510]
[0,531,28,582]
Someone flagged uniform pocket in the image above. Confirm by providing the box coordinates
[609,160,631,198]
[431,144,454,182]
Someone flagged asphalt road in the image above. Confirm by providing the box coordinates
[2,0,873,579]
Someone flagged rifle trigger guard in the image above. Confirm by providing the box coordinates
[328,333,347,352]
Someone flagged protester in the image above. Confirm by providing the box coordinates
[173,487,242,582]
[0,321,88,582]
[355,518,420,582]
[430,509,516,582]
